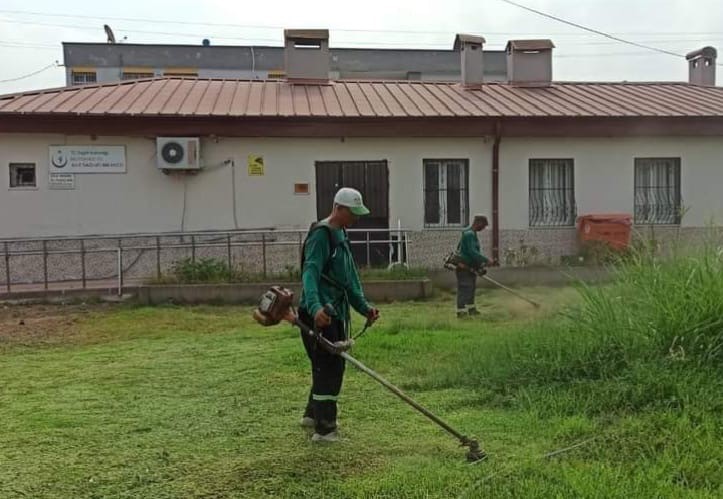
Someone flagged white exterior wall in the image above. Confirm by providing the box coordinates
[0,135,491,238]
[500,137,723,230]
[3,133,723,239]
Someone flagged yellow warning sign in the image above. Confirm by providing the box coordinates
[248,155,264,176]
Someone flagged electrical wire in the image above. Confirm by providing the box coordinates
[228,159,240,230]
[2,33,715,58]
[3,8,723,37]
[181,173,188,232]
[498,0,723,66]
[174,158,239,232]
[2,15,722,50]
[0,18,279,43]
[0,41,59,49]
[0,18,460,47]
[0,62,58,83]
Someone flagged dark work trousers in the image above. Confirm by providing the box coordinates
[298,308,346,435]
[456,269,477,310]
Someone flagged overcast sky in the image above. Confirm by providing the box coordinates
[1,0,722,94]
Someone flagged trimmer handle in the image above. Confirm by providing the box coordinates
[323,304,337,318]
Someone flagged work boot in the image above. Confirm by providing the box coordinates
[457,309,467,319]
[301,417,339,429]
[312,431,340,442]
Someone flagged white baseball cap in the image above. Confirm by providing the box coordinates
[334,187,370,216]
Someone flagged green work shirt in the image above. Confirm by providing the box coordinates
[457,228,489,269]
[300,222,372,323]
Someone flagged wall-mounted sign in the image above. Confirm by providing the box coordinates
[49,146,126,174]
[248,155,264,176]
[48,173,75,190]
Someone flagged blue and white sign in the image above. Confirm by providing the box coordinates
[49,146,126,174]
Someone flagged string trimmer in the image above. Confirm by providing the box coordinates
[444,253,540,308]
[252,286,487,463]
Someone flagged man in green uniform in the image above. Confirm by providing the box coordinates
[298,187,380,442]
[456,215,490,318]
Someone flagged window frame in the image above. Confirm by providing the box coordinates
[121,72,155,80]
[9,163,38,190]
[634,157,682,225]
[423,158,470,228]
[71,71,97,85]
[528,158,577,228]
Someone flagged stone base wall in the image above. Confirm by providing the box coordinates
[1,226,720,287]
[0,232,304,286]
[406,228,578,268]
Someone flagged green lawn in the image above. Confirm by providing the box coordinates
[0,285,720,498]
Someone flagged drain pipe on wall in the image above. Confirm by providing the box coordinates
[491,121,502,265]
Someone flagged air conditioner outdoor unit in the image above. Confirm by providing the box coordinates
[156,137,201,170]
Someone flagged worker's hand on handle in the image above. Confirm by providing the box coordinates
[366,307,380,325]
[314,308,332,329]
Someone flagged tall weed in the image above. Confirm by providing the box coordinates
[428,242,723,415]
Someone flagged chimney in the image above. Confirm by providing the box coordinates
[505,39,555,86]
[686,46,717,86]
[454,34,486,87]
[284,29,330,83]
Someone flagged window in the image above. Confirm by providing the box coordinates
[71,71,97,85]
[529,159,576,227]
[634,158,681,225]
[122,72,154,80]
[423,159,469,227]
[9,163,36,189]
[163,69,198,78]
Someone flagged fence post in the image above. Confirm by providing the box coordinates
[80,239,87,289]
[3,241,9,293]
[156,236,161,279]
[43,240,48,290]
[191,235,196,263]
[262,233,267,278]
[227,234,232,268]
[366,231,371,268]
[117,247,123,296]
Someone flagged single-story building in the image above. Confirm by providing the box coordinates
[1,31,722,280]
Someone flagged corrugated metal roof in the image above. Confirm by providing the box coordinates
[2,77,723,118]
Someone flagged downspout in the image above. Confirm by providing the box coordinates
[491,121,502,265]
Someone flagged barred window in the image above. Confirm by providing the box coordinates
[529,159,576,227]
[423,159,469,227]
[634,158,681,225]
[71,71,97,85]
[9,163,36,189]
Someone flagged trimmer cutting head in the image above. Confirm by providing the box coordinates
[464,438,487,462]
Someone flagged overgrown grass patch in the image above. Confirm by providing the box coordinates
[1,249,721,497]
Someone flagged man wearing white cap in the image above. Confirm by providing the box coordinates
[298,187,380,442]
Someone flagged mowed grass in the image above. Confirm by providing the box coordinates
[0,271,721,497]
